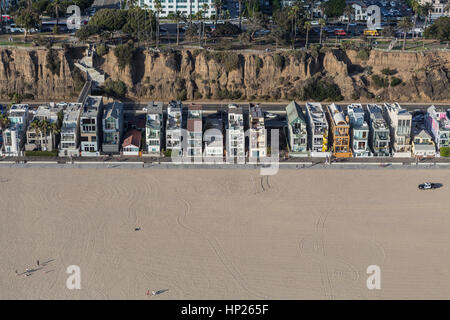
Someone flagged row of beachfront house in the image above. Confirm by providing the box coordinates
[286,101,449,158]
[0,98,448,159]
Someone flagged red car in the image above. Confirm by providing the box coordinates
[334,29,346,36]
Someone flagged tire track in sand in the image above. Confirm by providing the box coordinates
[298,211,360,299]
[176,199,268,299]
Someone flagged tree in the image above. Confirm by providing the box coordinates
[398,17,412,50]
[38,119,50,151]
[154,0,162,47]
[304,20,312,49]
[202,3,209,45]
[423,16,450,41]
[411,0,420,38]
[288,2,301,49]
[49,121,60,150]
[49,0,64,34]
[343,4,353,33]
[238,0,243,30]
[172,11,185,46]
[421,2,433,31]
[213,0,223,25]
[319,18,326,45]
[0,114,10,152]
[15,8,40,41]
[30,120,42,150]
[324,0,345,18]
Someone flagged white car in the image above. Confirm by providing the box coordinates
[311,20,319,26]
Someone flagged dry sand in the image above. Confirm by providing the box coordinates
[0,168,449,299]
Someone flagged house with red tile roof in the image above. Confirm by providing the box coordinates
[122,129,141,156]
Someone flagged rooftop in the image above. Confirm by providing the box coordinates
[81,95,103,117]
[228,104,243,115]
[63,103,82,124]
[286,101,306,125]
[427,105,450,131]
[103,101,123,120]
[122,129,141,148]
[367,104,389,130]
[328,103,348,126]
[249,104,264,118]
[346,104,369,129]
[145,101,163,115]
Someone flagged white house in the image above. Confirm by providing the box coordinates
[145,101,163,155]
[2,104,29,156]
[203,115,223,159]
[383,103,412,158]
[59,103,82,157]
[248,103,266,160]
[226,104,245,161]
[166,100,183,156]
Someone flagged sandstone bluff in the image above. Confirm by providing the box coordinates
[0,46,448,102]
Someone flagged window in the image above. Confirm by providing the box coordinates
[105,117,116,130]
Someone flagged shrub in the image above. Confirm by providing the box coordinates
[371,74,389,88]
[207,52,241,73]
[273,53,285,70]
[212,22,241,36]
[194,91,203,99]
[301,78,343,101]
[381,68,397,76]
[351,91,361,100]
[165,52,182,72]
[114,43,134,70]
[357,49,370,61]
[45,49,61,75]
[440,147,450,157]
[96,44,108,57]
[76,25,101,40]
[176,89,187,101]
[390,77,402,87]
[103,79,127,98]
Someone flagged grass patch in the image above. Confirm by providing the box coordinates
[25,150,58,157]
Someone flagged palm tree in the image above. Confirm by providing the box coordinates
[421,2,433,31]
[38,119,50,151]
[30,120,42,150]
[51,0,63,34]
[213,0,223,25]
[154,0,162,47]
[0,114,10,152]
[344,4,353,33]
[319,18,326,45]
[189,0,192,25]
[304,21,312,49]
[202,3,209,45]
[288,3,301,49]
[173,11,185,46]
[411,0,420,38]
[238,0,243,30]
[398,17,412,51]
[49,122,60,150]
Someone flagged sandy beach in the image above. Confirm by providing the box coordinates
[0,168,449,299]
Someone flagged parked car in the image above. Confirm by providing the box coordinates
[334,29,346,36]
[311,20,319,26]
[418,182,442,190]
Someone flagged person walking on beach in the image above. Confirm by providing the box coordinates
[37,260,39,266]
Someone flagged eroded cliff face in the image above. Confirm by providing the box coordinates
[0,46,448,102]
[0,48,79,100]
[99,48,449,102]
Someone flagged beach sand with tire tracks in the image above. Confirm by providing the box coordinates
[0,168,449,299]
